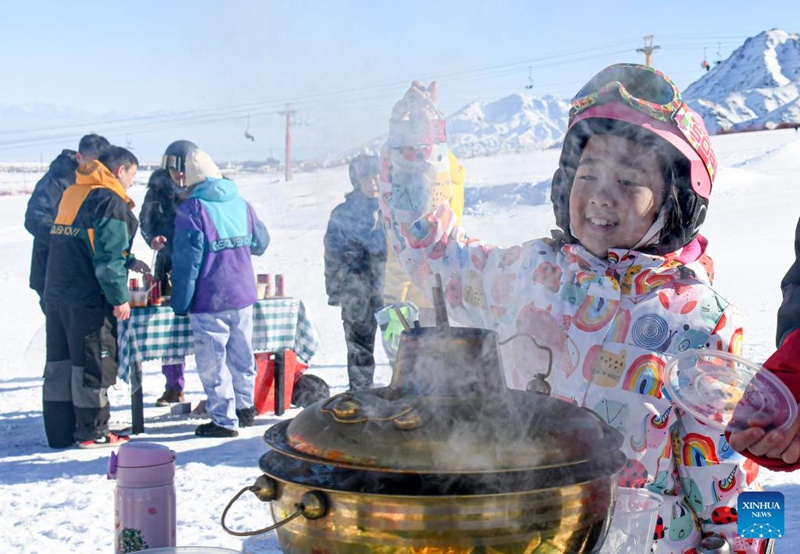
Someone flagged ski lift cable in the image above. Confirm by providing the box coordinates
[0,35,754,150]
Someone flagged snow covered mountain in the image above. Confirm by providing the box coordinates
[444,94,570,158]
[344,29,800,162]
[683,29,800,133]
[442,29,800,156]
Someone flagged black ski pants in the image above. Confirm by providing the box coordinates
[42,297,118,447]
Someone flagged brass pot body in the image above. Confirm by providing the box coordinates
[267,475,617,554]
[254,326,628,553]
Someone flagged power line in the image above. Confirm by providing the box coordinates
[0,34,752,152]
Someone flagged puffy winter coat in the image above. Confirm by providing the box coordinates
[324,190,387,324]
[170,177,269,315]
[45,160,138,307]
[24,150,79,297]
[139,169,184,281]
[381,156,766,554]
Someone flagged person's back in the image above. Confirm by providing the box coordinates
[169,149,269,437]
[25,134,109,311]
[171,161,268,315]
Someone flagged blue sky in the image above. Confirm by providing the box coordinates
[1,1,797,162]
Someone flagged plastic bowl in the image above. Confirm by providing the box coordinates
[665,349,798,433]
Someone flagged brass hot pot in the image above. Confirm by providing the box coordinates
[243,326,626,553]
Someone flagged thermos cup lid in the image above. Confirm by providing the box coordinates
[116,441,177,468]
[108,442,177,486]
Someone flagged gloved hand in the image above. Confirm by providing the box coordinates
[388,81,446,148]
[375,302,420,362]
[381,81,452,223]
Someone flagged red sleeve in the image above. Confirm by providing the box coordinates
[727,328,800,471]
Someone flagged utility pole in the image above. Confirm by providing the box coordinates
[636,35,660,67]
[278,103,297,181]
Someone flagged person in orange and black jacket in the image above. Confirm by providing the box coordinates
[24,134,110,313]
[42,146,149,449]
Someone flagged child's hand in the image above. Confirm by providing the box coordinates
[391,81,440,122]
[388,81,445,147]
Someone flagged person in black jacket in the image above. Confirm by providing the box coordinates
[139,140,196,406]
[24,134,110,312]
[324,155,387,390]
[44,146,149,448]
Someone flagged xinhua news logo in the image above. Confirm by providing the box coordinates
[738,491,784,539]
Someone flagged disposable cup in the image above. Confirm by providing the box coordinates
[599,487,663,554]
[130,290,148,308]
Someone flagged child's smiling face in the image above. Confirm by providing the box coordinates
[569,133,666,258]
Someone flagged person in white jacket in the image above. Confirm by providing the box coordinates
[379,65,770,554]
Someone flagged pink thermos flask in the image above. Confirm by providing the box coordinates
[108,442,177,553]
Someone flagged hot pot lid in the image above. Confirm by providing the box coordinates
[270,388,623,473]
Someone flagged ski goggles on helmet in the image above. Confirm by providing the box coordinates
[569,63,716,198]
[161,154,186,173]
[570,63,682,123]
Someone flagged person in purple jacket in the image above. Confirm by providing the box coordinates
[170,149,270,438]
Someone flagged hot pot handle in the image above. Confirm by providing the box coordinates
[221,475,328,537]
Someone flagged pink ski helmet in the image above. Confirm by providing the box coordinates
[551,64,717,255]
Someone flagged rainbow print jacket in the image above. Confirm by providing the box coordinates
[379,142,768,554]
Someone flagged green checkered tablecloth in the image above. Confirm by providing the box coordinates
[117,298,320,383]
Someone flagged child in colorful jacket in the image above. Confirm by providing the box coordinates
[379,66,769,553]
[170,149,269,438]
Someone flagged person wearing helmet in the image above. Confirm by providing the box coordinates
[160,139,197,185]
[324,154,387,391]
[139,140,197,406]
[379,68,769,554]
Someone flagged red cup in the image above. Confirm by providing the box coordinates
[257,274,270,299]
[275,274,284,297]
[149,281,161,306]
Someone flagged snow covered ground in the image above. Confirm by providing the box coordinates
[2,128,800,552]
